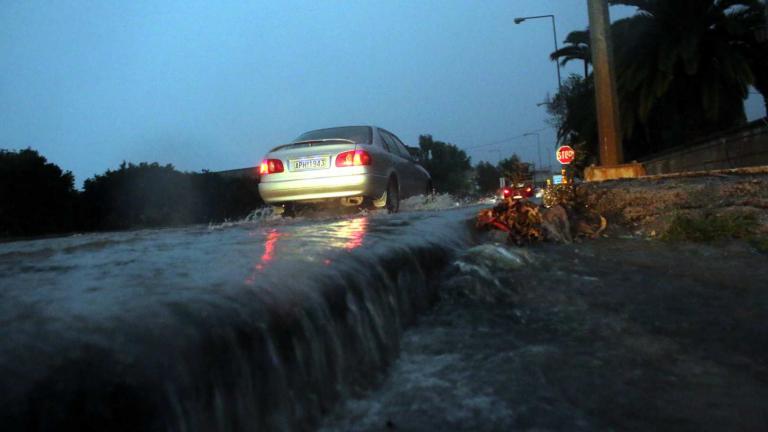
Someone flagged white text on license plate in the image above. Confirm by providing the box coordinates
[292,157,328,171]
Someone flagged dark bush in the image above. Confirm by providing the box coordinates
[1,150,264,237]
[0,149,78,236]
[418,135,473,195]
[80,162,263,231]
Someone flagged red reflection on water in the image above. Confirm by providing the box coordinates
[245,229,282,284]
[245,216,367,283]
[262,229,280,263]
[341,217,368,250]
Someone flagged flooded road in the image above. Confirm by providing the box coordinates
[2,198,767,431]
[0,202,475,431]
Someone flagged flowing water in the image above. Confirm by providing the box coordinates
[2,198,767,431]
[0,201,476,431]
[321,239,768,432]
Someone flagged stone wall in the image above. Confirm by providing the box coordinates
[642,120,768,175]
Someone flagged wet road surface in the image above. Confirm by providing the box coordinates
[322,239,768,432]
[2,200,767,431]
[0,203,475,431]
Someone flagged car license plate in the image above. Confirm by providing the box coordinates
[290,156,329,171]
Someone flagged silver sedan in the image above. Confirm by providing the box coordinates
[258,126,431,213]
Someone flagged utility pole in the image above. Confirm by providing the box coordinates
[587,0,622,166]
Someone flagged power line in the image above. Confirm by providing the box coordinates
[464,126,552,151]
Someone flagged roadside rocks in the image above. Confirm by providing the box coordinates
[576,170,768,237]
[476,168,768,247]
[540,205,572,243]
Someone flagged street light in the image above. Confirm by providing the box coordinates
[514,14,562,91]
[523,132,543,173]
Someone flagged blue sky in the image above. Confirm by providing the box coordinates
[1,0,765,186]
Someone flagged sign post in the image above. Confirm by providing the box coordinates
[556,145,575,184]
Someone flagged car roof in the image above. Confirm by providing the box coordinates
[301,125,375,132]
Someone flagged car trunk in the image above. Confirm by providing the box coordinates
[263,142,361,181]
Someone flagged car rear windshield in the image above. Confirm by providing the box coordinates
[293,126,372,144]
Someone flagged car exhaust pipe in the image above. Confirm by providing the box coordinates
[340,196,364,207]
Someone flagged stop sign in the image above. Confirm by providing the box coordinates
[556,145,575,165]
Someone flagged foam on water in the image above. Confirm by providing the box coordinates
[399,193,461,211]
[207,206,284,230]
[207,194,465,233]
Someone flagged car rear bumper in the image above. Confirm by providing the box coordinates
[259,173,387,204]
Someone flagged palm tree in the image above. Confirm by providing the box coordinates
[546,0,766,165]
[730,3,768,115]
[550,30,591,77]
[610,0,764,143]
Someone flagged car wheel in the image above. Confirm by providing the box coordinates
[386,178,399,213]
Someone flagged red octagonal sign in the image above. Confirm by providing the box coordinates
[556,145,575,165]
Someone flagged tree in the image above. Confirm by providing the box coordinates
[418,135,473,195]
[81,162,262,230]
[81,162,193,229]
[547,74,599,170]
[550,29,591,77]
[733,3,768,114]
[0,148,264,237]
[191,172,262,222]
[611,0,763,148]
[0,148,78,236]
[475,161,501,194]
[497,155,531,183]
[546,1,766,165]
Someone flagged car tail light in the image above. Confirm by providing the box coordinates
[335,150,372,167]
[503,188,511,197]
[259,159,284,175]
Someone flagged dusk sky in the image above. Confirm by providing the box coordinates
[2,1,765,186]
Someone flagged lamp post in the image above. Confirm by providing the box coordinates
[514,14,562,91]
[523,132,543,173]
